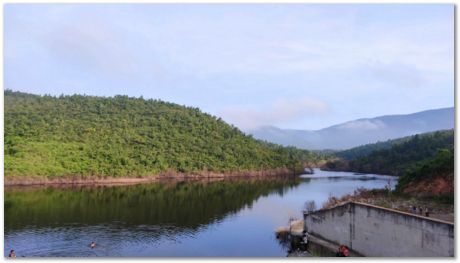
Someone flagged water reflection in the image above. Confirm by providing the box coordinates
[5,177,304,256]
[4,170,394,257]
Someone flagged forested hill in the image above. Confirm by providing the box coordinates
[322,130,454,176]
[335,135,424,160]
[4,90,316,177]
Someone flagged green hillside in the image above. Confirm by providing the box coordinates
[335,136,413,160]
[4,90,315,177]
[323,130,454,176]
[396,147,454,198]
[322,130,454,200]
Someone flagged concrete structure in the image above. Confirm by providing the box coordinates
[304,202,454,257]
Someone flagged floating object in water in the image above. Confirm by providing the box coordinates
[90,242,96,249]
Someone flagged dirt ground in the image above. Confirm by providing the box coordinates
[322,188,454,223]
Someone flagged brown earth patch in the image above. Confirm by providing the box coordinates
[403,175,454,196]
[4,167,299,186]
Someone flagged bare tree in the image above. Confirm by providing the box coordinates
[303,200,317,213]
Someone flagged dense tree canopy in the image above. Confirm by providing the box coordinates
[335,136,413,160]
[346,130,453,176]
[323,130,454,176]
[4,90,316,177]
[322,130,454,198]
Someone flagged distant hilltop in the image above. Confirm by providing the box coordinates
[247,107,454,150]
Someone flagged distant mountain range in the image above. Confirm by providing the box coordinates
[247,107,454,150]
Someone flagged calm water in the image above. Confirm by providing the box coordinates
[4,169,395,257]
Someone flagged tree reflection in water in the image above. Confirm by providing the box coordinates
[5,177,301,237]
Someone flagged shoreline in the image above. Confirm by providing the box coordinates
[4,167,302,187]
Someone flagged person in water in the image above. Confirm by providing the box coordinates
[90,242,96,249]
[8,250,16,258]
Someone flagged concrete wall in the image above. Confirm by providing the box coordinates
[304,202,454,257]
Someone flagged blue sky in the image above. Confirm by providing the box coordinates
[5,4,454,130]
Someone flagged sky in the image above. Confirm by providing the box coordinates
[4,4,454,130]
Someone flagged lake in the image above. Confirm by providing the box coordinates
[4,169,396,257]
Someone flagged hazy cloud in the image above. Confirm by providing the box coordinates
[220,97,329,130]
[337,120,386,130]
[363,61,424,89]
[4,4,454,130]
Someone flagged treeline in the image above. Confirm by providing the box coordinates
[323,130,454,176]
[5,90,317,177]
[322,130,454,199]
[335,136,413,160]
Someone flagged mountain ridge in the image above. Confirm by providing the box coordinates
[247,107,454,150]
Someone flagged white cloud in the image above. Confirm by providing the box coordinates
[219,97,329,130]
